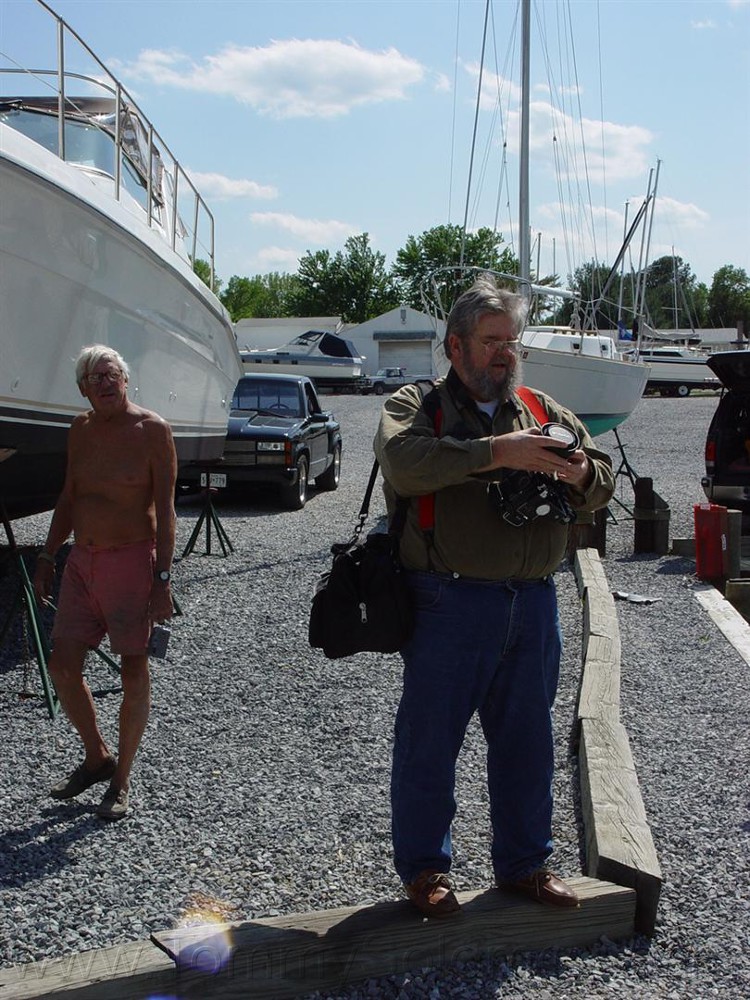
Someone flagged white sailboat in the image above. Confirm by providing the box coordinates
[427,0,649,437]
[0,0,243,518]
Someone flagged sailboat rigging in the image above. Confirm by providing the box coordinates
[424,0,649,436]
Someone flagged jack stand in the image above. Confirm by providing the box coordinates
[608,426,639,522]
[1,505,59,719]
[181,488,233,558]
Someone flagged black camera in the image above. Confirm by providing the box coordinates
[488,470,577,527]
[148,623,171,659]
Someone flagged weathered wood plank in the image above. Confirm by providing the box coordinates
[576,546,621,725]
[577,651,621,723]
[0,941,174,1000]
[695,584,750,667]
[573,547,608,599]
[579,717,662,936]
[151,878,635,999]
[0,880,635,1000]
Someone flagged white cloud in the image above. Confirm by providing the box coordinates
[121,39,425,119]
[254,246,304,270]
[464,61,653,183]
[250,212,360,244]
[691,19,717,29]
[650,195,710,230]
[187,170,278,201]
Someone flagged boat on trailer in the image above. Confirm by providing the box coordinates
[241,330,366,392]
[625,345,720,397]
[0,0,243,519]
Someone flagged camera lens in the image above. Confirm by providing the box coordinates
[541,422,579,456]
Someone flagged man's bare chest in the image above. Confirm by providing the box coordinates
[72,426,151,490]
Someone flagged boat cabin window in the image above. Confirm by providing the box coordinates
[1,106,152,216]
[232,379,302,416]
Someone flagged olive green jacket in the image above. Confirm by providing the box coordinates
[373,369,615,580]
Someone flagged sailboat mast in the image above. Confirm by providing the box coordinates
[518,0,531,289]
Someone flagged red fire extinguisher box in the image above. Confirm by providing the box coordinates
[693,503,729,580]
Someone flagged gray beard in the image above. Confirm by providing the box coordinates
[463,357,522,403]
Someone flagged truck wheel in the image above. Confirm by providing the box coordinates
[315,443,341,491]
[280,455,308,510]
[374,382,385,395]
[677,384,690,397]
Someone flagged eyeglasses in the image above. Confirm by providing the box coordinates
[474,338,521,354]
[85,370,125,385]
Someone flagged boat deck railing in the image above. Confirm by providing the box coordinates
[0,0,219,292]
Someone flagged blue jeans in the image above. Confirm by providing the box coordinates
[391,571,562,885]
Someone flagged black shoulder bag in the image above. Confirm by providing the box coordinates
[308,460,414,659]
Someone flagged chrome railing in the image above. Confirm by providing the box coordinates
[0,0,219,291]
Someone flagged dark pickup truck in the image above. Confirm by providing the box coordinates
[357,367,415,395]
[178,373,342,509]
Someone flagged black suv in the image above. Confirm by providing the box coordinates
[180,373,342,509]
[702,351,750,511]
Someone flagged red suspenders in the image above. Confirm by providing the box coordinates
[416,386,548,534]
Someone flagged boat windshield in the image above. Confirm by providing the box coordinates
[231,380,302,416]
[0,106,150,212]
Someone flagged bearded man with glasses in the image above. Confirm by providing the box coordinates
[374,274,615,916]
[33,344,177,821]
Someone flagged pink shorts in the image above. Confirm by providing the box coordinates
[52,540,156,656]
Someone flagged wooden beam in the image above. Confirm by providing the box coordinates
[0,941,174,1000]
[579,717,662,936]
[0,881,634,1000]
[575,548,621,724]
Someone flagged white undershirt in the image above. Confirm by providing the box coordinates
[476,400,499,420]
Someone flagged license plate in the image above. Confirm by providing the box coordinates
[200,472,227,488]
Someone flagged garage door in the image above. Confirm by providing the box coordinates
[378,341,434,376]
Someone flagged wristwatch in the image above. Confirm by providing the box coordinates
[155,569,171,583]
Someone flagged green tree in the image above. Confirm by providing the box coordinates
[293,234,400,323]
[193,258,222,296]
[221,273,302,321]
[641,255,706,331]
[708,265,750,333]
[391,224,518,312]
[550,261,625,329]
[391,224,518,314]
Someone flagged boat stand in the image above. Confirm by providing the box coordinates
[1,505,59,719]
[181,486,234,559]
[608,427,639,521]
[0,507,125,720]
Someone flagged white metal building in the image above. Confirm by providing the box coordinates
[345,306,444,377]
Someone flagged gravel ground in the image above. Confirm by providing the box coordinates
[1,390,749,999]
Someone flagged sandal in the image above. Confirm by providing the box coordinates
[50,756,117,800]
[405,870,460,917]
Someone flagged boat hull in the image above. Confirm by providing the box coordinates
[518,344,649,437]
[0,129,242,519]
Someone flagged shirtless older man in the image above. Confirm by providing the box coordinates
[34,345,177,820]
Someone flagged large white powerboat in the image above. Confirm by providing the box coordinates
[0,0,243,518]
[623,345,719,397]
[241,330,366,391]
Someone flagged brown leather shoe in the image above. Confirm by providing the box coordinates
[405,870,461,918]
[497,869,580,908]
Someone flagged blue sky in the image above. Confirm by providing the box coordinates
[3,0,749,290]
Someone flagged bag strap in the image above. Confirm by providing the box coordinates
[353,458,381,539]
[516,385,548,426]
